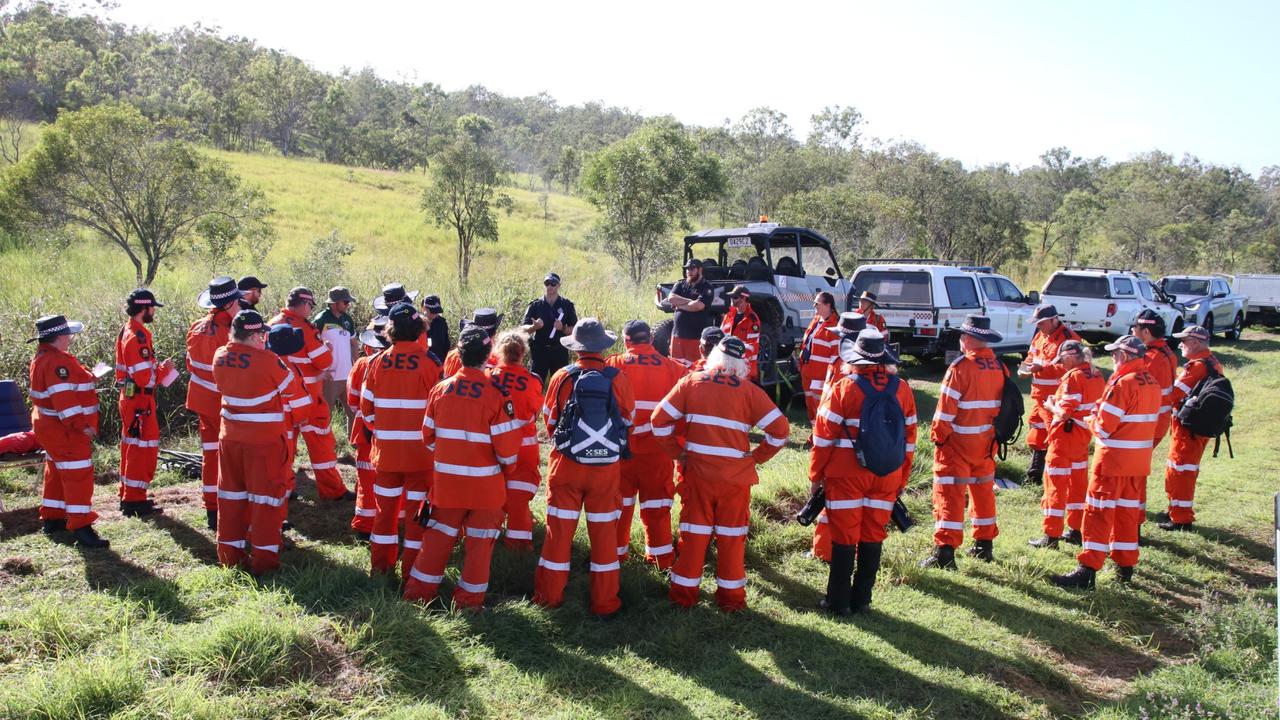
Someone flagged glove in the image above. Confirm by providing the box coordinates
[414,498,432,528]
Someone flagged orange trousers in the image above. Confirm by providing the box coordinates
[617,451,676,568]
[825,473,896,545]
[812,510,832,561]
[370,469,431,576]
[118,394,159,502]
[1042,424,1091,537]
[1164,421,1210,525]
[1077,468,1144,570]
[38,428,97,530]
[503,466,541,550]
[350,442,376,533]
[1026,399,1051,451]
[668,479,751,612]
[533,467,622,616]
[800,363,829,423]
[217,436,288,574]
[931,440,997,547]
[670,337,700,366]
[197,414,221,511]
[298,399,349,499]
[404,507,504,609]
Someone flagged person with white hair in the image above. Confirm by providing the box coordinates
[651,336,790,612]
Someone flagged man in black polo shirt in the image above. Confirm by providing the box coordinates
[668,259,714,365]
[522,272,578,383]
[237,276,267,312]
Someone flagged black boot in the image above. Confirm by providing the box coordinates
[1028,534,1059,549]
[967,539,995,562]
[41,518,68,535]
[1050,564,1096,589]
[1116,565,1135,583]
[1062,528,1082,546]
[1026,449,1046,485]
[120,500,161,518]
[73,525,110,549]
[206,509,217,532]
[851,542,882,613]
[819,543,855,616]
[919,545,957,570]
[1152,511,1170,524]
[1158,520,1193,532]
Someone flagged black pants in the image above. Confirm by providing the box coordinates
[531,344,570,384]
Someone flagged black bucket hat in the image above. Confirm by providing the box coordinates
[28,314,85,342]
[467,308,502,333]
[198,276,243,309]
[373,283,419,312]
[266,323,305,356]
[421,294,443,313]
[958,314,1003,343]
[560,317,617,353]
[839,328,900,366]
[837,311,866,336]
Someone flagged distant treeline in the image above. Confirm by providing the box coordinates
[2,2,1278,276]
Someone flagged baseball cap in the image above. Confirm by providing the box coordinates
[237,276,268,291]
[623,319,651,343]
[1103,334,1146,355]
[1172,325,1210,342]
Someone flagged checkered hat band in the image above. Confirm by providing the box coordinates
[240,322,263,331]
[210,288,237,300]
[1136,317,1158,325]
[133,299,153,305]
[39,323,68,336]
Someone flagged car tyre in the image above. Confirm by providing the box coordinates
[652,319,675,357]
[1226,313,1244,341]
[1202,314,1214,338]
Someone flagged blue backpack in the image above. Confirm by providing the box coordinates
[847,375,907,476]
[553,365,630,465]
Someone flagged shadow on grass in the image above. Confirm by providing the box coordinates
[76,543,195,622]
[1140,529,1275,590]
[0,502,42,541]
[149,513,218,564]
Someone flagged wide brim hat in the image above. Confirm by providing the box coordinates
[958,315,1003,343]
[358,328,389,350]
[198,276,244,309]
[837,311,866,336]
[266,324,305,356]
[28,315,84,342]
[857,291,880,307]
[421,294,443,313]
[560,317,617,353]
[328,286,356,304]
[466,308,503,331]
[373,285,420,311]
[838,329,899,366]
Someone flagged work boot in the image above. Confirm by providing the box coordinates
[1152,511,1170,524]
[73,525,110,549]
[334,490,357,502]
[1026,449,1046,485]
[1158,520,1193,532]
[354,530,371,543]
[819,543,855,616]
[851,542,883,613]
[41,518,68,535]
[919,545,957,570]
[206,509,218,532]
[1050,564,1096,590]
[1062,528,1082,546]
[120,500,162,518]
[966,539,995,562]
[1115,565,1135,583]
[1028,534,1060,549]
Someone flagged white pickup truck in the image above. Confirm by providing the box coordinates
[1039,268,1185,343]
[849,260,1038,359]
[1158,275,1248,339]
[1230,274,1280,327]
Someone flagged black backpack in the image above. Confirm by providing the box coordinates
[849,375,907,476]
[992,362,1024,460]
[1175,362,1234,458]
[553,365,630,464]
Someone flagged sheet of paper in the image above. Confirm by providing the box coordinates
[91,362,112,378]
[160,365,180,387]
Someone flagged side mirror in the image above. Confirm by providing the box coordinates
[1213,291,1227,299]
[1027,290,1040,305]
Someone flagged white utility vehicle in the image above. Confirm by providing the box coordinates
[849,260,1038,359]
[1158,275,1248,339]
[1230,274,1280,327]
[1039,267,1185,342]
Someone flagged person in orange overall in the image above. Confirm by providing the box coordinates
[186,276,243,531]
[1160,325,1223,531]
[487,330,544,551]
[115,288,172,517]
[855,292,887,332]
[920,315,1007,569]
[811,328,916,614]
[359,303,443,577]
[533,319,635,618]
[212,310,296,574]
[347,317,389,542]
[1130,309,1177,529]
[1052,334,1161,588]
[444,309,501,376]
[404,327,523,609]
[652,336,790,612]
[798,292,840,423]
[811,311,868,563]
[29,315,110,548]
[269,287,353,501]
[720,286,761,382]
[265,324,314,537]
[1018,304,1080,485]
[1029,340,1105,548]
[606,320,686,568]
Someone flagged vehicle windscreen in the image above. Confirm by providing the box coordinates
[853,271,931,306]
[1163,278,1210,296]
[1044,274,1109,299]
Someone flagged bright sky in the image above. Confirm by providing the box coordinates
[107,0,1279,174]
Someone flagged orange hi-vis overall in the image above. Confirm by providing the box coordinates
[404,367,522,608]
[487,362,544,550]
[1164,350,1222,525]
[863,309,887,333]
[1026,323,1079,450]
[930,347,1005,548]
[212,343,294,574]
[720,307,762,381]
[652,370,789,612]
[606,341,686,568]
[444,348,497,378]
[358,341,442,576]
[1144,339,1178,442]
[1042,364,1105,536]
[30,346,100,530]
[186,308,234,511]
[799,314,840,422]
[268,307,348,499]
[812,359,857,560]
[533,354,635,616]
[115,318,160,502]
[811,365,916,545]
[1078,358,1161,570]
[279,366,312,499]
[346,350,379,533]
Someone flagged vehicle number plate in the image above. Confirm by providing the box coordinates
[725,236,752,248]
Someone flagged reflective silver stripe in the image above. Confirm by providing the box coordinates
[1099,402,1125,417]
[1086,495,1115,509]
[686,413,751,432]
[422,414,435,428]
[311,461,336,470]
[300,424,330,435]
[247,493,286,507]
[678,522,713,535]
[1114,498,1143,508]
[1046,467,1072,476]
[506,480,539,494]
[405,491,427,502]
[186,354,214,372]
[669,572,702,587]
[1082,541,1110,552]
[546,506,581,521]
[41,499,66,509]
[427,519,460,537]
[1110,541,1138,551]
[521,435,539,446]
[121,438,160,448]
[253,544,280,553]
[1097,437,1153,449]
[685,441,747,458]
[361,388,376,402]
[490,419,523,435]
[201,485,218,494]
[373,397,427,409]
[755,407,783,429]
[934,412,956,423]
[435,461,500,476]
[435,427,490,442]
[202,442,220,451]
[221,410,285,422]
[1166,460,1199,472]
[905,443,916,452]
[631,423,653,434]
[356,461,374,471]
[65,504,93,513]
[590,561,620,572]
[652,425,674,437]
[466,527,501,539]
[716,576,746,589]
[934,520,965,530]
[1032,377,1060,386]
[714,525,749,537]
[373,484,403,497]
[634,400,660,411]
[1169,499,1195,507]
[369,533,400,545]
[1065,503,1086,510]
[506,529,533,540]
[1042,508,1065,517]
[53,458,92,470]
[763,434,786,447]
[951,423,993,435]
[127,360,154,374]
[586,509,621,523]
[456,578,488,593]
[375,429,423,441]
[218,490,248,500]
[354,508,376,517]
[409,567,445,584]
[621,496,635,506]
[219,539,246,549]
[941,386,961,400]
[646,544,673,555]
[818,408,846,425]
[657,400,683,420]
[307,345,328,359]
[638,498,673,509]
[537,557,571,572]
[1120,413,1158,422]
[1174,381,1192,394]
[120,477,148,489]
[956,399,1001,409]
[971,516,996,526]
[904,414,917,425]
[189,374,219,392]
